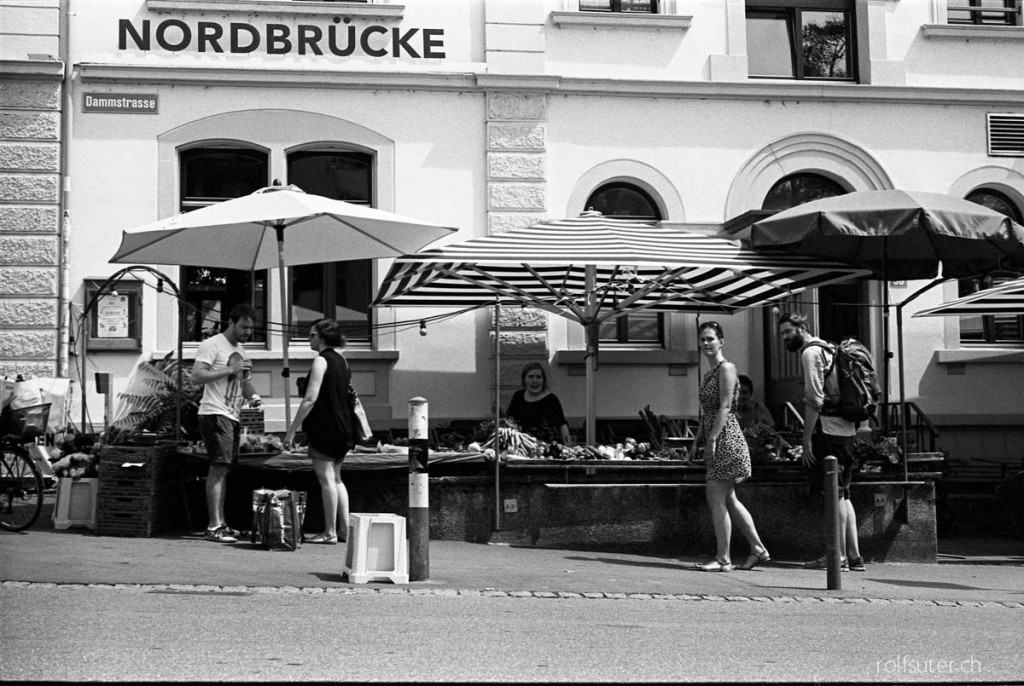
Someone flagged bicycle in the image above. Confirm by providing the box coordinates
[0,403,50,532]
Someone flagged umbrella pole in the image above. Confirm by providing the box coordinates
[276,225,292,431]
[585,265,598,445]
[494,299,501,531]
[897,304,908,482]
[881,246,890,435]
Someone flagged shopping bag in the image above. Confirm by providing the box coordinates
[349,385,373,442]
[250,489,306,551]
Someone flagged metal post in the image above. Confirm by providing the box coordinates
[824,455,842,591]
[408,397,429,581]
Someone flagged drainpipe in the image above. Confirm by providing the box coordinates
[56,0,73,377]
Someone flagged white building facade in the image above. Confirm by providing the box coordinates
[2,0,1022,461]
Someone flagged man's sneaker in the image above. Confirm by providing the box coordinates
[848,557,866,572]
[803,555,849,570]
[204,526,237,543]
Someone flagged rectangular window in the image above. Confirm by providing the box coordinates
[958,274,1024,344]
[580,0,658,12]
[599,311,663,345]
[178,148,269,344]
[948,0,1021,26]
[286,150,374,344]
[747,2,855,81]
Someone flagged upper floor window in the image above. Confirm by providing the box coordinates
[746,1,856,81]
[947,0,1022,26]
[179,147,269,344]
[580,0,658,12]
[585,182,664,346]
[959,188,1024,345]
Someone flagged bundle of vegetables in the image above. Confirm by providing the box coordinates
[238,432,283,454]
[51,451,98,479]
[481,425,539,457]
[638,406,690,453]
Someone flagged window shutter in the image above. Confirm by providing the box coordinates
[987,113,1024,157]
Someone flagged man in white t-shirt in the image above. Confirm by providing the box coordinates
[778,312,865,573]
[191,303,256,542]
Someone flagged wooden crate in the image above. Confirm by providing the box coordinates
[96,442,182,537]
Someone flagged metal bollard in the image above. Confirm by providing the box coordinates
[823,455,842,591]
[408,397,429,581]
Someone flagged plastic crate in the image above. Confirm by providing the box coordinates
[96,442,182,537]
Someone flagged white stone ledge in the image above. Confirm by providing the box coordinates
[549,11,692,31]
[922,24,1024,41]
[936,348,1024,364]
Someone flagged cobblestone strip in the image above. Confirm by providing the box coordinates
[3,580,1023,608]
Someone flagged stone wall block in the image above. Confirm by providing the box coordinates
[0,81,60,110]
[0,143,60,171]
[488,212,544,235]
[0,330,55,358]
[491,331,548,357]
[487,93,546,121]
[0,267,58,295]
[488,152,545,180]
[0,111,60,140]
[488,182,545,210]
[0,174,59,202]
[494,306,547,330]
[0,299,57,327]
[0,236,58,265]
[0,361,56,378]
[487,122,546,151]
[0,205,59,232]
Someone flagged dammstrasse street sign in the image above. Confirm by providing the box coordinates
[83,93,159,114]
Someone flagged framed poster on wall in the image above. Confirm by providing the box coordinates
[85,278,142,350]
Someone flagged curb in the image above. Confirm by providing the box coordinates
[3,581,1023,609]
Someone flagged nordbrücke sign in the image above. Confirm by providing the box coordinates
[118,17,446,59]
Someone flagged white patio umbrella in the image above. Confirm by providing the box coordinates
[110,183,458,427]
[913,276,1024,318]
[373,211,872,444]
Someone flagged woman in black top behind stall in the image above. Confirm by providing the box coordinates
[506,362,572,445]
[284,318,354,544]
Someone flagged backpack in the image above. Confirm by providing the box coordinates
[804,338,880,423]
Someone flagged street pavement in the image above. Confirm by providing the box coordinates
[2,503,1022,608]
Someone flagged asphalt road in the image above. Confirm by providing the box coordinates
[1,585,1019,682]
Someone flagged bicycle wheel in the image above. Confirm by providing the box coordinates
[0,445,44,532]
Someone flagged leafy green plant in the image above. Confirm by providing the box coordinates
[107,351,203,444]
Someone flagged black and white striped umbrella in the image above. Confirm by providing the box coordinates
[914,276,1024,317]
[373,212,870,443]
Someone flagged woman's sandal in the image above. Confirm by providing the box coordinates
[738,549,771,571]
[693,558,735,572]
[306,533,338,545]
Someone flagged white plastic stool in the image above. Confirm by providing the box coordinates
[53,478,98,530]
[343,513,409,584]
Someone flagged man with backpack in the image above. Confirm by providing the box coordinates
[778,312,867,572]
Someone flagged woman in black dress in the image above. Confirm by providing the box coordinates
[506,362,572,445]
[284,319,354,544]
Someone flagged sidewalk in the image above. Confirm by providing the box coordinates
[2,509,1022,607]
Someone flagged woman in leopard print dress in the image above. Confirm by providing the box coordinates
[690,321,770,573]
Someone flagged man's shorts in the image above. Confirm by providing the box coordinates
[810,432,856,500]
[199,414,240,466]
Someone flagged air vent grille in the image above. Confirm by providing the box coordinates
[988,113,1024,157]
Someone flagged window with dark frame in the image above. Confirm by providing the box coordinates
[959,188,1024,345]
[746,0,856,81]
[178,147,269,344]
[585,182,665,346]
[947,0,1022,26]
[579,0,658,13]
[286,149,374,345]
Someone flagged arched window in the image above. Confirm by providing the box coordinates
[179,147,269,343]
[959,188,1024,345]
[761,173,846,211]
[585,182,663,345]
[586,182,662,221]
